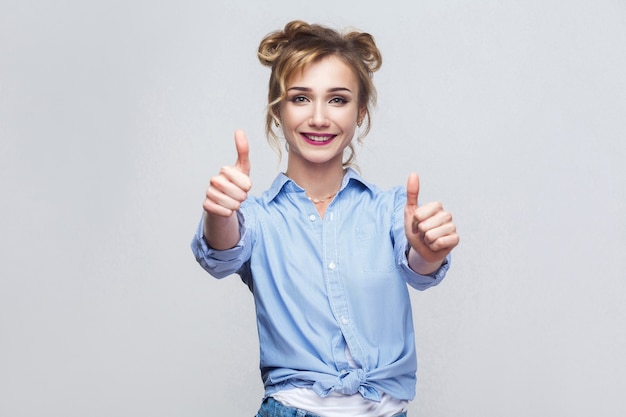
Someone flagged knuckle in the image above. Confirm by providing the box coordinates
[205,187,218,200]
[209,176,223,188]
[427,242,439,252]
[241,179,252,192]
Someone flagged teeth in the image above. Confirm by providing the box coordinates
[304,134,332,142]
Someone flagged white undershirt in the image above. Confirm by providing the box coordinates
[272,388,407,417]
[271,346,408,417]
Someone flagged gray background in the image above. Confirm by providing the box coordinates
[1,1,625,416]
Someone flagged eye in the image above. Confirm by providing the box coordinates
[330,96,348,104]
[289,95,309,103]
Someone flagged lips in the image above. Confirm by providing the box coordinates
[301,133,336,145]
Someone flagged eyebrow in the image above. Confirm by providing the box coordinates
[287,87,353,93]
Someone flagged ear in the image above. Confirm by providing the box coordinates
[357,107,367,127]
[274,109,281,127]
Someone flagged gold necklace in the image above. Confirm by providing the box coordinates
[307,191,338,204]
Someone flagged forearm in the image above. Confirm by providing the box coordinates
[203,211,241,250]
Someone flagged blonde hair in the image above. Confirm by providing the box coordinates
[257,20,382,166]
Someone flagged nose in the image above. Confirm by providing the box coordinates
[309,102,330,127]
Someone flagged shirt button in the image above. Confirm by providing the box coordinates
[328,262,336,270]
[341,316,349,325]
[309,214,316,221]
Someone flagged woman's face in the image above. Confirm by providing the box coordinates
[279,55,362,168]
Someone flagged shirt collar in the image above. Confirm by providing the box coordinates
[264,167,374,203]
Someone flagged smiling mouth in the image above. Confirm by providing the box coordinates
[302,133,335,143]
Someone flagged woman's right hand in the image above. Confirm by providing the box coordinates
[203,130,252,217]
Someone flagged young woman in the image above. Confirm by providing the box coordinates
[192,20,459,417]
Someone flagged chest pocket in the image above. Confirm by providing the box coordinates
[355,222,397,274]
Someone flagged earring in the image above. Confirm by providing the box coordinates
[275,119,280,127]
[357,119,363,127]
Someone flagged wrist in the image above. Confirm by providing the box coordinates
[407,246,444,275]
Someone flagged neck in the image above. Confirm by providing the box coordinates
[285,159,345,200]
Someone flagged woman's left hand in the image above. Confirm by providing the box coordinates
[404,173,459,274]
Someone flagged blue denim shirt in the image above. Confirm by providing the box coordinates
[191,168,450,402]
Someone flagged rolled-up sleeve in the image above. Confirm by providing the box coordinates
[400,248,451,290]
[190,210,251,279]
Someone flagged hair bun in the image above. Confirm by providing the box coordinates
[345,32,382,73]
[258,20,310,67]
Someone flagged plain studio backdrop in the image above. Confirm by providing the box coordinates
[1,1,625,416]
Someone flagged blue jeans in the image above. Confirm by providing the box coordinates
[255,397,408,417]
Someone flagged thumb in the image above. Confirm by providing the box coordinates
[234,129,250,175]
[406,172,420,209]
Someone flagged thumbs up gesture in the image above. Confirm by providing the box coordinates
[404,173,459,274]
[203,130,252,217]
